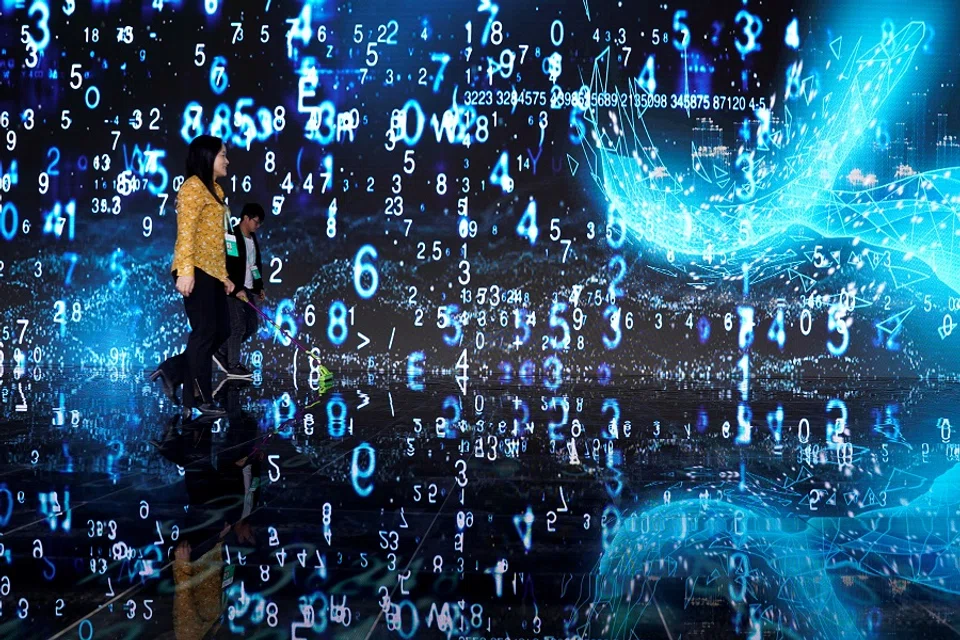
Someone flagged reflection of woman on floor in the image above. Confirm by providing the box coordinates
[150,403,264,639]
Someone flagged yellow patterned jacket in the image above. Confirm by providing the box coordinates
[171,176,229,282]
[173,543,224,640]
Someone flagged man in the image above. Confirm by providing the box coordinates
[213,203,265,378]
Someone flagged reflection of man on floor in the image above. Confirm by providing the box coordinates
[213,203,266,380]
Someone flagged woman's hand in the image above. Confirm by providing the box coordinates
[176,275,195,297]
[224,278,236,295]
[175,541,192,562]
[236,290,249,303]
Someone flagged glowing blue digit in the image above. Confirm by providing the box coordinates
[736,403,752,444]
[767,308,785,349]
[270,299,297,346]
[327,301,348,345]
[697,406,709,432]
[602,305,622,350]
[327,394,347,437]
[516,198,537,244]
[513,309,532,346]
[353,245,379,299]
[602,398,620,439]
[637,55,656,95]
[442,395,461,429]
[84,86,100,109]
[548,302,570,349]
[285,3,313,59]
[728,552,750,601]
[606,205,626,249]
[498,361,513,384]
[393,600,419,639]
[827,304,849,356]
[766,405,783,444]
[519,360,536,384]
[396,99,425,147]
[26,0,51,51]
[255,107,274,140]
[210,103,233,141]
[547,397,568,441]
[543,355,562,390]
[143,149,168,195]
[697,316,711,344]
[407,352,425,391]
[210,56,230,96]
[735,149,756,201]
[232,97,257,149]
[785,61,803,101]
[350,443,375,497]
[597,363,612,384]
[273,392,296,433]
[490,151,514,193]
[672,10,690,51]
[63,252,78,286]
[569,104,586,144]
[180,102,204,142]
[827,398,848,444]
[46,147,60,175]
[784,17,800,49]
[442,305,462,347]
[430,52,450,93]
[607,255,626,299]
[0,484,13,526]
[734,10,763,58]
[477,0,499,46]
[109,248,127,289]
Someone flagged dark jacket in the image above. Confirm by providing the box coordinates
[226,224,264,296]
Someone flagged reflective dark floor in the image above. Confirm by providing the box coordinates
[2,367,960,639]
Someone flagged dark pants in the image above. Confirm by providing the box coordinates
[161,268,229,410]
[216,294,259,368]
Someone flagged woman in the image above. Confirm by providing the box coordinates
[151,135,235,418]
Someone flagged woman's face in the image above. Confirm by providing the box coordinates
[213,145,229,179]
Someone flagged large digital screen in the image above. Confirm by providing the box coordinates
[3,1,960,638]
[3,0,958,388]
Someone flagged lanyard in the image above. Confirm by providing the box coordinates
[222,206,231,232]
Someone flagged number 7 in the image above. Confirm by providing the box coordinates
[621,46,631,66]
[16,318,29,344]
[430,52,450,93]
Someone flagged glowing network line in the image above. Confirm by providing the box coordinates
[577,462,960,640]
[583,22,960,293]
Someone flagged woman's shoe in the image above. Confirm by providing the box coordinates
[149,369,179,404]
[196,403,227,418]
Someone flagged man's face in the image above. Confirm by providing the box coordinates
[241,215,262,235]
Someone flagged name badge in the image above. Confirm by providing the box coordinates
[250,265,261,281]
[225,233,239,257]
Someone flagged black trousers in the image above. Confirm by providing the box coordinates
[216,294,259,368]
[161,268,229,410]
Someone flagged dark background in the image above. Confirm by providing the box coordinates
[1,0,959,381]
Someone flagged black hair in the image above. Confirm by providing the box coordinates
[185,134,225,203]
[241,202,265,223]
